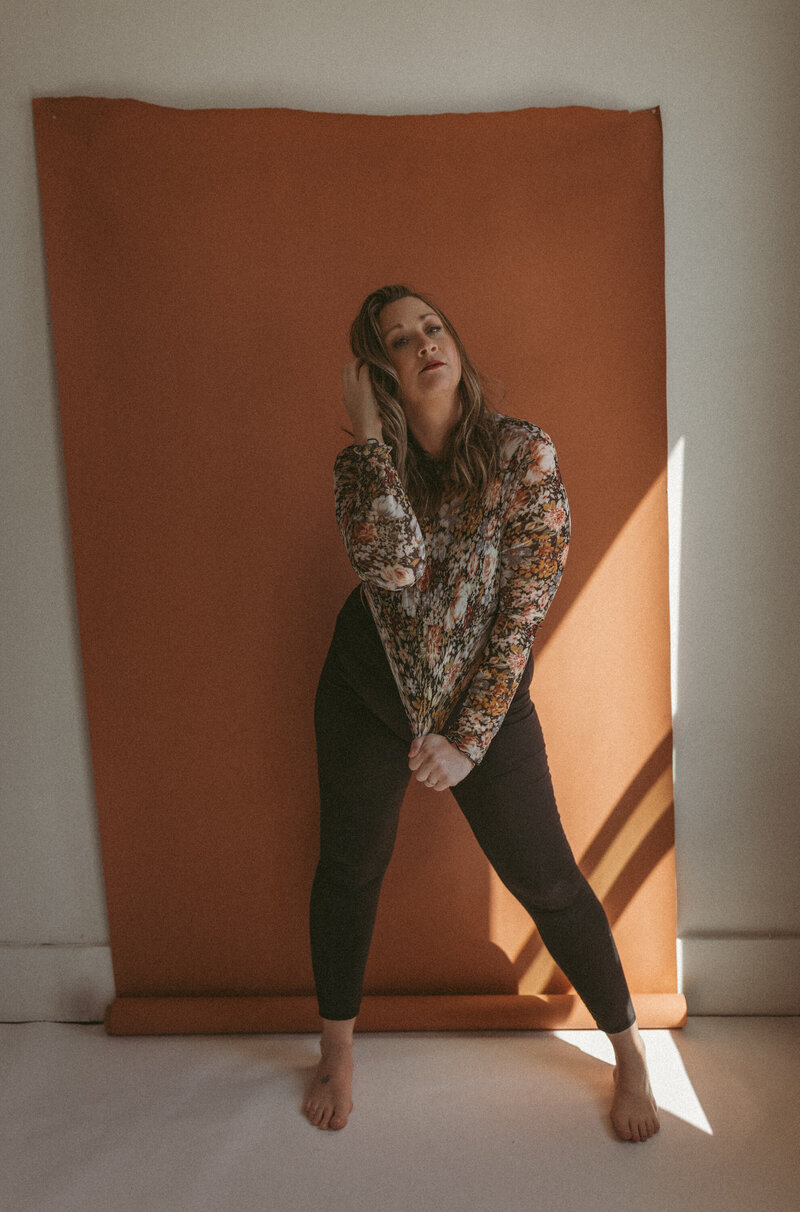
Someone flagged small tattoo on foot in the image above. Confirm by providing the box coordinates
[320,1075,330,1084]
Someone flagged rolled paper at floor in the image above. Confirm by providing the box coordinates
[104,994,688,1035]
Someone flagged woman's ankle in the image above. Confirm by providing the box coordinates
[607,1021,648,1065]
[320,1015,356,1051]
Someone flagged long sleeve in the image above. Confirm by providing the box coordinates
[442,431,570,767]
[333,441,427,592]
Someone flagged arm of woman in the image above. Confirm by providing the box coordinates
[333,359,427,592]
[333,441,427,592]
[441,429,571,767]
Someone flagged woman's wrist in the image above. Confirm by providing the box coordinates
[353,428,385,445]
[444,733,475,767]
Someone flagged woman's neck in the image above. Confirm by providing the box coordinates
[405,397,462,459]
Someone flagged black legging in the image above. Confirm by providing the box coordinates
[309,584,636,1035]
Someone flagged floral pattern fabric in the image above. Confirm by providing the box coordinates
[332,412,571,768]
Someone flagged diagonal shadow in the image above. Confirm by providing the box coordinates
[510,731,674,989]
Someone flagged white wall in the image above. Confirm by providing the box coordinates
[2,0,798,1018]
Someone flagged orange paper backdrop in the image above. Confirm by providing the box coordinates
[32,97,684,1032]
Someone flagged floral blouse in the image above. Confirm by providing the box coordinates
[332,412,570,768]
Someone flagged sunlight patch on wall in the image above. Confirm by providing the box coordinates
[667,435,685,720]
[511,766,673,994]
[533,467,672,844]
[488,471,673,966]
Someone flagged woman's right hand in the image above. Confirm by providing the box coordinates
[342,359,384,443]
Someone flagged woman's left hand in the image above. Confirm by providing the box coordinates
[408,734,475,790]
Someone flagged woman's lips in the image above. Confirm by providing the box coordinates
[420,361,445,373]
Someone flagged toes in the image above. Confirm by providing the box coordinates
[305,1103,349,1131]
[640,1114,658,1140]
[611,1088,661,1142]
[627,1117,643,1142]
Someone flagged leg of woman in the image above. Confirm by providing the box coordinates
[447,655,660,1141]
[304,589,413,1130]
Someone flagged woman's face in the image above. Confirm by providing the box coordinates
[378,296,462,413]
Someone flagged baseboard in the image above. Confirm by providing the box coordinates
[678,936,800,1014]
[1,939,798,1021]
[0,944,113,1021]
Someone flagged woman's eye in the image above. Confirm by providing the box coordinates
[392,324,440,348]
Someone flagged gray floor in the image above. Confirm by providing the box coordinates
[2,1017,798,1211]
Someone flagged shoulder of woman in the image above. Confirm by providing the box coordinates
[495,414,551,469]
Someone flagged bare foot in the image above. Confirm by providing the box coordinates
[609,1038,660,1142]
[303,1041,354,1131]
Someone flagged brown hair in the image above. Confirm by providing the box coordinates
[347,284,502,520]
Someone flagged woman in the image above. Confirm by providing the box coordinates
[303,284,660,1142]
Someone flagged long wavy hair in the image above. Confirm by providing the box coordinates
[347,284,502,521]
